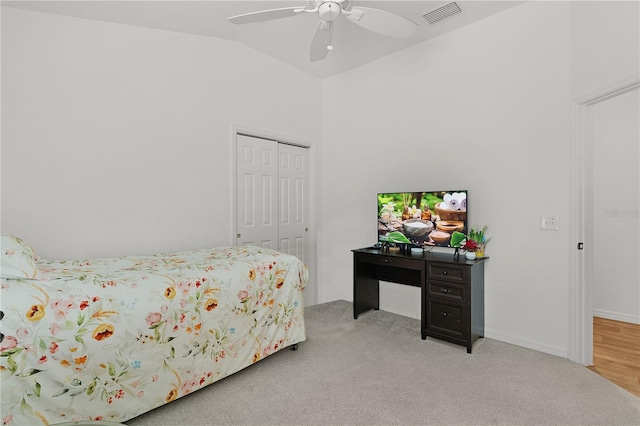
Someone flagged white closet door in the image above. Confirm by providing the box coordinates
[235,134,312,306]
[278,143,309,263]
[236,134,278,249]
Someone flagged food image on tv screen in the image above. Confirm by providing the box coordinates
[378,191,467,248]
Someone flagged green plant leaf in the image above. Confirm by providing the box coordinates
[20,397,34,415]
[7,356,18,373]
[86,380,96,396]
[450,231,466,248]
[52,388,69,398]
[386,231,411,244]
[19,368,42,377]
[69,388,86,397]
[0,347,23,357]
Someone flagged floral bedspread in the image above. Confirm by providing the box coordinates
[0,245,307,425]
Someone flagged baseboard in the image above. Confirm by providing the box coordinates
[379,304,420,320]
[484,328,569,359]
[593,309,640,325]
[379,281,421,320]
[372,309,569,359]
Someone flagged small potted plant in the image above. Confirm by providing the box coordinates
[468,226,490,258]
[460,239,480,260]
[451,226,490,260]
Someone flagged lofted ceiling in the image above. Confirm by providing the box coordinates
[2,0,527,78]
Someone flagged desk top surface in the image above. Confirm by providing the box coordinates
[352,247,488,266]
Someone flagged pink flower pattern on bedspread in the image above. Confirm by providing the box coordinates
[0,245,307,425]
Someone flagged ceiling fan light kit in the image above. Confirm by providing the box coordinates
[228,0,418,62]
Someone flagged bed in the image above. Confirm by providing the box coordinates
[0,234,307,425]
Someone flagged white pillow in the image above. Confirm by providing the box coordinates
[1,234,41,279]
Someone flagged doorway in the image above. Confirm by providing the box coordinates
[591,88,639,323]
[589,87,640,396]
[570,74,640,365]
[234,132,317,307]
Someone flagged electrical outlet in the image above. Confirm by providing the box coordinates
[541,215,559,230]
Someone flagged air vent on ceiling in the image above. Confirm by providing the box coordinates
[423,2,462,25]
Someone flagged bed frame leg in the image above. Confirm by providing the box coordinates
[290,344,299,351]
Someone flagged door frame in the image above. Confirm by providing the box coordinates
[569,72,640,365]
[230,124,318,306]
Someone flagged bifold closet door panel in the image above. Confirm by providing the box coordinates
[236,134,278,249]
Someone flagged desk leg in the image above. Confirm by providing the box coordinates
[421,270,427,340]
[353,276,379,319]
[353,258,379,319]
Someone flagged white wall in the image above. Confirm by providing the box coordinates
[569,0,640,97]
[320,1,639,357]
[1,7,322,260]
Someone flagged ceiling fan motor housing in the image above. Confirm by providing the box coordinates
[315,0,351,21]
[319,2,340,21]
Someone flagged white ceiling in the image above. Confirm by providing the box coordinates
[2,0,527,78]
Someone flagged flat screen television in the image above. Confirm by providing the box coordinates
[377,190,467,248]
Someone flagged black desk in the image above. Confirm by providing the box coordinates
[353,247,487,353]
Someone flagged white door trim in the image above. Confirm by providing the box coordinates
[230,124,318,306]
[569,72,640,365]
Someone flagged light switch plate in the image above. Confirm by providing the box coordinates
[541,215,559,230]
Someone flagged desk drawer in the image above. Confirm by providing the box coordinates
[427,262,467,284]
[428,280,467,303]
[427,299,467,340]
[356,253,423,270]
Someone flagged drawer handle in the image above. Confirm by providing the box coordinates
[441,288,449,293]
[442,270,448,275]
[384,259,390,263]
[442,312,448,317]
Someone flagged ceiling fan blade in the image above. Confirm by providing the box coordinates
[310,21,332,62]
[347,6,418,39]
[228,7,302,24]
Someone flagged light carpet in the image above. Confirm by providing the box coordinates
[127,300,640,425]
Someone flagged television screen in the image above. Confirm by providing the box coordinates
[378,191,467,248]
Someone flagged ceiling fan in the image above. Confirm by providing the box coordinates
[227,0,418,62]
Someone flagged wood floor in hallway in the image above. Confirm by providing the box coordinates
[588,316,640,398]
